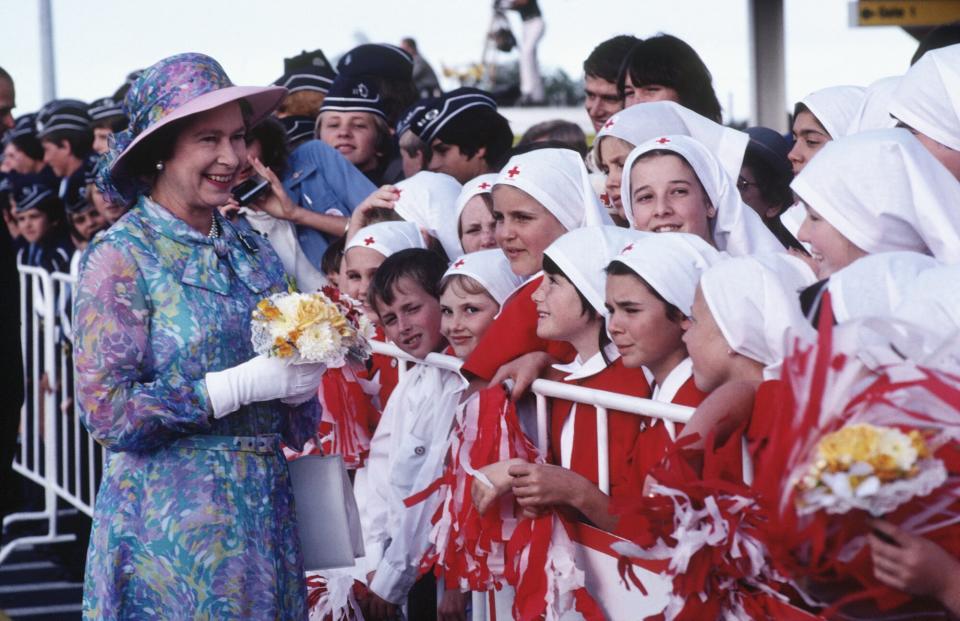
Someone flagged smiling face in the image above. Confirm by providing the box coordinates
[440,277,499,358]
[584,75,623,133]
[376,276,445,359]
[629,153,715,243]
[788,110,830,175]
[343,245,386,316]
[681,286,731,393]
[492,185,567,278]
[531,270,594,348]
[153,102,246,214]
[605,272,687,382]
[15,209,50,244]
[796,202,867,279]
[458,195,497,253]
[317,111,381,172]
[622,74,680,108]
[597,135,634,216]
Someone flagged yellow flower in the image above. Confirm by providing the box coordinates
[256,299,283,322]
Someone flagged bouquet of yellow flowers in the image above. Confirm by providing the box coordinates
[251,286,375,368]
[796,423,947,516]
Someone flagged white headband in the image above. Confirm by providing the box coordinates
[441,248,522,308]
[799,85,866,139]
[889,43,960,151]
[344,221,426,259]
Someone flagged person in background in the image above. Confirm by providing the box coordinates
[2,114,50,178]
[504,0,545,105]
[516,119,588,158]
[395,99,437,178]
[12,180,72,273]
[414,87,513,183]
[36,99,94,201]
[454,173,499,254]
[87,97,128,155]
[739,127,803,251]
[583,35,640,134]
[273,48,337,121]
[317,75,401,186]
[63,179,107,266]
[0,66,15,138]
[618,34,723,123]
[400,37,442,98]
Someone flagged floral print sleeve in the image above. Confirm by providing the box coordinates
[74,239,212,452]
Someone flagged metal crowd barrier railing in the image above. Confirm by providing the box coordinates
[3,267,734,619]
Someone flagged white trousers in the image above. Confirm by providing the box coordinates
[519,16,545,101]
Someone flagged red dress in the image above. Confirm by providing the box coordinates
[549,357,651,502]
[461,275,576,381]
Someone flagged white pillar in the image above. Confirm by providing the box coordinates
[748,0,786,131]
[38,0,57,103]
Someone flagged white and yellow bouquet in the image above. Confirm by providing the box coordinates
[251,286,375,368]
[796,423,947,516]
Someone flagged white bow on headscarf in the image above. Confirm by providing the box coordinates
[345,221,426,260]
[790,128,960,263]
[543,226,646,316]
[441,248,522,309]
[700,254,816,379]
[392,171,463,261]
[608,232,721,316]
[494,148,613,231]
[620,134,785,256]
[799,85,866,139]
[594,101,749,180]
[889,43,960,151]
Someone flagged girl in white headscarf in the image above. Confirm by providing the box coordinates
[889,43,960,180]
[454,173,499,254]
[620,134,785,256]
[792,128,960,287]
[391,170,463,261]
[460,148,612,387]
[675,254,815,477]
[593,101,749,221]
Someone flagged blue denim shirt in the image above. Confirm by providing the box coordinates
[282,140,377,269]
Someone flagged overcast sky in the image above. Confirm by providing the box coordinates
[0,0,918,123]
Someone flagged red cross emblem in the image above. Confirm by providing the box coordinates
[621,243,634,253]
[599,192,610,205]
[656,137,670,144]
[478,182,491,190]
[604,118,615,129]
[506,166,520,178]
[453,259,465,268]
[364,237,375,246]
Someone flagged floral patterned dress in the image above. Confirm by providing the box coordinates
[74,197,319,620]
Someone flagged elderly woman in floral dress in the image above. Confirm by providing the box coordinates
[74,53,326,620]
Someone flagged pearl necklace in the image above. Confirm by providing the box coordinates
[208,215,221,239]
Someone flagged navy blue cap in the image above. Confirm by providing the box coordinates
[280,115,315,144]
[88,97,126,122]
[0,174,13,196]
[414,87,497,143]
[36,99,92,138]
[337,43,413,81]
[14,180,57,214]
[274,49,337,94]
[745,126,793,178]
[396,98,438,136]
[3,114,37,145]
[320,76,387,119]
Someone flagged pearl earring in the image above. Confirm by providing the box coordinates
[155,161,164,171]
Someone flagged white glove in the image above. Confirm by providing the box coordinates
[204,355,326,419]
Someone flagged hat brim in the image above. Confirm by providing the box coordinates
[111,85,286,176]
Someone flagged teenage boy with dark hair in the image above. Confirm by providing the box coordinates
[583,35,640,133]
[355,248,462,621]
[36,99,93,201]
[416,88,513,184]
[87,97,128,155]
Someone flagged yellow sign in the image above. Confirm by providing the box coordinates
[857,0,960,26]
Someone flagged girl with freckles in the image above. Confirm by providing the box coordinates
[620,134,784,257]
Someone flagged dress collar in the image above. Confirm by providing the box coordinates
[553,342,620,382]
[651,357,694,403]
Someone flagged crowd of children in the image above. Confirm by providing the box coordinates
[4,23,960,621]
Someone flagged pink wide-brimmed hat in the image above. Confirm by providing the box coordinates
[101,53,286,200]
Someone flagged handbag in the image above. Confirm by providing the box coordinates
[288,454,365,571]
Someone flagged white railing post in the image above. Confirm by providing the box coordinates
[595,407,609,495]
